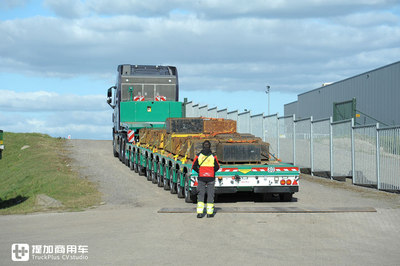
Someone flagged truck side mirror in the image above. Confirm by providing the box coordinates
[107,86,116,108]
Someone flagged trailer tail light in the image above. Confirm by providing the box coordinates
[286,179,292,185]
[280,180,286,185]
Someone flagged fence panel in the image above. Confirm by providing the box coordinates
[278,116,294,163]
[185,102,193,117]
[191,104,200,117]
[227,110,238,122]
[379,127,400,191]
[264,115,278,156]
[217,109,228,119]
[250,114,263,139]
[237,112,250,133]
[311,119,330,174]
[199,105,208,117]
[353,125,377,186]
[295,118,311,168]
[208,107,218,118]
[332,120,352,177]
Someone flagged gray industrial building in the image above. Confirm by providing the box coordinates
[284,61,400,126]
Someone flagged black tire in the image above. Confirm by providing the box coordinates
[118,140,123,162]
[279,193,293,202]
[146,159,152,181]
[170,169,177,194]
[261,193,273,202]
[184,174,197,203]
[113,138,118,158]
[121,140,126,163]
[129,154,134,171]
[151,163,157,184]
[157,163,163,187]
[163,165,170,190]
[124,148,130,166]
[139,165,145,176]
[177,171,185,198]
[133,153,139,173]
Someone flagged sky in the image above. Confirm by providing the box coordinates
[0,0,399,139]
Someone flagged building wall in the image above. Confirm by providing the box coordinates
[284,101,298,117]
[285,61,400,126]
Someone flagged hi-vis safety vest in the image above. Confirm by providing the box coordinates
[198,153,216,177]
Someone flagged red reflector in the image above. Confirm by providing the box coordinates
[194,181,198,186]
[286,179,292,185]
[280,180,286,185]
[293,179,298,185]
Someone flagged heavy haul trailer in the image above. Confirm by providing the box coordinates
[107,64,299,202]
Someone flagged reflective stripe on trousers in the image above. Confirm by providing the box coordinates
[197,202,204,214]
[206,203,214,215]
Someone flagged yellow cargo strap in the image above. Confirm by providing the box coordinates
[181,155,188,164]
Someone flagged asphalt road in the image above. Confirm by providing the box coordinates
[1,139,400,266]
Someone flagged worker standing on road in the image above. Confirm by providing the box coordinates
[192,140,220,218]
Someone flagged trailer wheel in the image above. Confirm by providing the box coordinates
[163,165,170,190]
[124,148,130,166]
[139,165,145,176]
[157,162,163,187]
[129,152,134,171]
[133,152,139,173]
[113,139,118,158]
[184,174,197,203]
[170,169,177,194]
[177,171,185,198]
[279,193,293,202]
[146,159,152,181]
[261,193,273,202]
[151,163,157,184]
[118,140,123,162]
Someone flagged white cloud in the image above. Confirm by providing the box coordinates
[0,10,399,93]
[0,90,112,139]
[0,0,29,10]
[42,0,399,19]
[0,90,108,112]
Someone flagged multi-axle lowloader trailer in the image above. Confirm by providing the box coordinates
[107,64,299,202]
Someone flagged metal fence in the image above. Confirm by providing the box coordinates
[185,101,400,192]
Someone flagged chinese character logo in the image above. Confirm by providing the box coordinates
[12,244,30,261]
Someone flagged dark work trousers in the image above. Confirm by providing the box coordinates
[197,179,215,203]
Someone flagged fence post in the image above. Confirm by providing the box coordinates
[310,116,314,176]
[262,115,265,142]
[293,114,296,165]
[330,116,333,180]
[376,123,380,190]
[277,116,280,159]
[351,118,355,184]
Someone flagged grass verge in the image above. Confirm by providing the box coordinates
[0,132,101,215]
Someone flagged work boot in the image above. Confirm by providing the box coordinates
[197,213,205,218]
[206,213,215,218]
